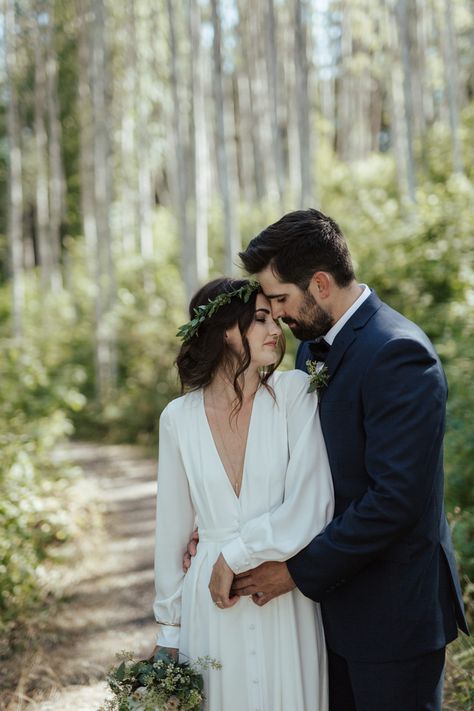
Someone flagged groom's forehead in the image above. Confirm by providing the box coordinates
[258,273,299,298]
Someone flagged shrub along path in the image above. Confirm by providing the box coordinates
[6,443,159,711]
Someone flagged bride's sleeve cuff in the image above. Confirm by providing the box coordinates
[156,624,180,648]
[221,536,251,574]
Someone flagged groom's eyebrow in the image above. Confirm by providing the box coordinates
[264,292,286,299]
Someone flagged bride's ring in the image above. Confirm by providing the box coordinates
[215,600,224,607]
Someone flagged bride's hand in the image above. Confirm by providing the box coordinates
[209,553,240,609]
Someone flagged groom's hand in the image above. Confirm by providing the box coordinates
[231,561,296,606]
[183,528,199,572]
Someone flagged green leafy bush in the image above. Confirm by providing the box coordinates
[0,338,85,633]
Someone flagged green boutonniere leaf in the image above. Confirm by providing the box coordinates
[306,360,330,394]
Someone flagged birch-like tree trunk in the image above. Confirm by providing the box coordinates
[336,3,353,161]
[77,0,97,280]
[5,0,24,337]
[385,1,411,201]
[92,0,117,399]
[294,0,314,207]
[237,0,265,202]
[33,4,59,289]
[442,0,464,174]
[135,3,154,260]
[119,0,139,255]
[45,3,65,277]
[283,7,301,205]
[210,0,240,274]
[189,0,209,284]
[265,0,284,201]
[167,0,197,300]
[395,0,416,202]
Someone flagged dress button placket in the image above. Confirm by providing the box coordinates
[247,607,262,711]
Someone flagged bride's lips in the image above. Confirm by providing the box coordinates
[264,340,278,347]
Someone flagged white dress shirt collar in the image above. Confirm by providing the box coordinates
[324,284,371,346]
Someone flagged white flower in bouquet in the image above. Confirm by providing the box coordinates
[127,686,147,711]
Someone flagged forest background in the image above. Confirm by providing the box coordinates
[1,0,473,704]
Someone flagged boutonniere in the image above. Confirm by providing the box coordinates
[306,360,330,394]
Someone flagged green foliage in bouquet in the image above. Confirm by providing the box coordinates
[101,652,221,711]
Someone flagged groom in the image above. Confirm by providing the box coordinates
[234,208,468,710]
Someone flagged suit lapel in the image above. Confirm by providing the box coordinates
[324,291,383,383]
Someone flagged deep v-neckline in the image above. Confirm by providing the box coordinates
[201,388,259,500]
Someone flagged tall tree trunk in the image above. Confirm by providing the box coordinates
[413,0,434,168]
[385,0,411,201]
[395,0,417,202]
[265,0,284,201]
[5,0,24,338]
[77,0,97,281]
[237,0,265,202]
[210,0,240,274]
[283,9,301,206]
[135,3,154,260]
[336,2,353,161]
[294,0,314,207]
[119,0,139,255]
[442,0,464,174]
[45,2,65,279]
[189,0,209,284]
[33,4,58,289]
[92,0,117,399]
[167,0,197,300]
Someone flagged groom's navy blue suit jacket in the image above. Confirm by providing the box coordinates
[288,291,468,663]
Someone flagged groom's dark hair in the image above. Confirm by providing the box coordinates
[239,208,355,289]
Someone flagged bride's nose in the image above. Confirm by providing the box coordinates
[269,319,282,336]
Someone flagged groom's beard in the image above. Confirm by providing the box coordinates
[283,289,333,341]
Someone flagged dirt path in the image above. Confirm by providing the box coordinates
[20,442,159,710]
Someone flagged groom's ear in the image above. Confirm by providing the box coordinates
[310,271,331,300]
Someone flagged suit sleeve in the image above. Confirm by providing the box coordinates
[153,406,195,647]
[287,337,447,601]
[295,341,312,372]
[221,372,334,573]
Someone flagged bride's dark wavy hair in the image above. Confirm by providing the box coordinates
[176,278,285,413]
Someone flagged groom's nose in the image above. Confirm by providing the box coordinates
[270,302,284,319]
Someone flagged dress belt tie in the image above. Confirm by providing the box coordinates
[199,527,239,542]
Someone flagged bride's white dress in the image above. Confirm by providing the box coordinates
[154,370,334,711]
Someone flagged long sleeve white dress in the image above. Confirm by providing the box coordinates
[153,369,334,711]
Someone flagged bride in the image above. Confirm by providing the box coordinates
[153,277,334,711]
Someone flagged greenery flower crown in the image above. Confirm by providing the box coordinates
[176,281,260,343]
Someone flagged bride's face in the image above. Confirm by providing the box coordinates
[226,294,282,368]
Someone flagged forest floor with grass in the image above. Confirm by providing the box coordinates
[0,443,158,711]
[1,442,472,710]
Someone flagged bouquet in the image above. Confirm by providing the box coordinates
[100,651,221,711]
